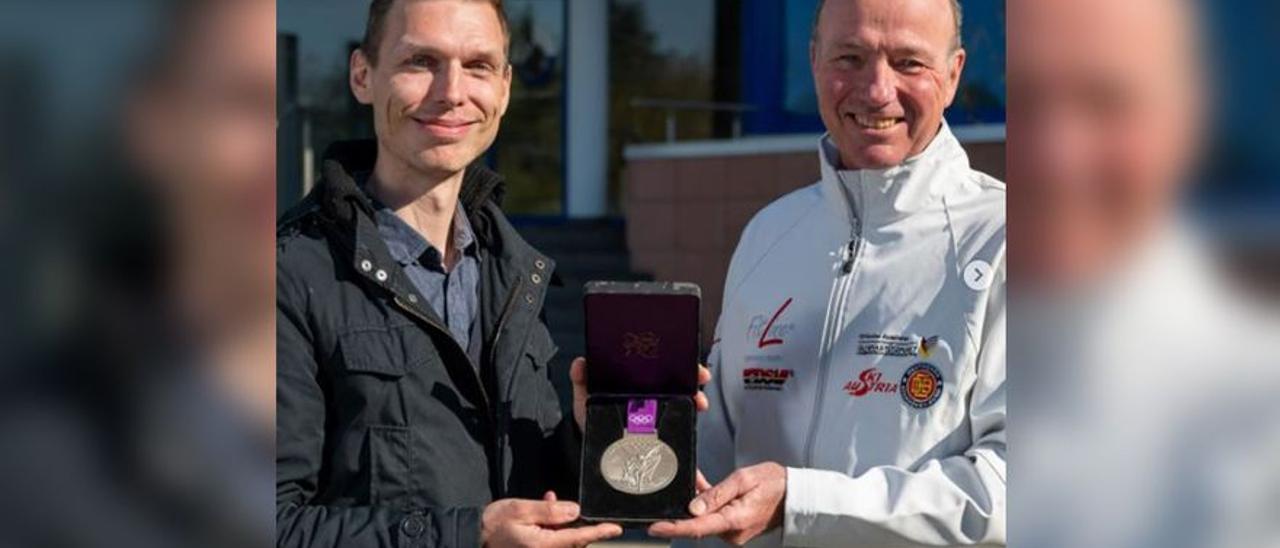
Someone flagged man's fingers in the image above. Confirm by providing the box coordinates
[570,357,587,386]
[647,520,680,538]
[690,471,746,515]
[694,365,712,411]
[544,523,623,547]
[512,499,580,525]
[648,513,735,539]
[543,490,557,502]
[696,470,712,492]
[715,503,762,545]
[542,501,581,525]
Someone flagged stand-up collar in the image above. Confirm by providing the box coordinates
[818,121,971,225]
[315,140,506,234]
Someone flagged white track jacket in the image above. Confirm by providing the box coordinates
[697,124,1006,546]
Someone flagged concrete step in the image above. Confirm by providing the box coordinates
[516,219,628,253]
[544,253,635,277]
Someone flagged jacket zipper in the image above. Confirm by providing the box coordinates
[392,295,491,412]
[488,277,527,499]
[490,278,526,392]
[803,176,864,467]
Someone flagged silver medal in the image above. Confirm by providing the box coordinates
[599,435,679,495]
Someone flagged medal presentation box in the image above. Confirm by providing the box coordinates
[579,281,700,523]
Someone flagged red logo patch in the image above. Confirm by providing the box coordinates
[844,368,898,397]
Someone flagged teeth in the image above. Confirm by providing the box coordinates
[854,114,900,130]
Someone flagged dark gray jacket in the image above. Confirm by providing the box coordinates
[276,141,576,547]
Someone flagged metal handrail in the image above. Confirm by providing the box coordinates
[629,98,757,142]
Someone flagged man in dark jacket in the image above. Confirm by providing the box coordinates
[276,1,623,546]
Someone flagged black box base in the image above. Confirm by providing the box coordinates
[579,395,696,523]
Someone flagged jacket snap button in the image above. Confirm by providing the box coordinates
[524,294,535,305]
[531,273,542,284]
[407,294,418,304]
[375,269,388,282]
[359,259,372,272]
[534,259,546,270]
[401,515,426,537]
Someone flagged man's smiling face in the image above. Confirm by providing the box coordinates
[350,0,511,178]
[811,0,965,169]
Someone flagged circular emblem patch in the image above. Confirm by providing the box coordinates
[900,363,943,409]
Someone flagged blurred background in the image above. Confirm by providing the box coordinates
[2,0,274,546]
[1190,0,1280,292]
[1007,0,1280,546]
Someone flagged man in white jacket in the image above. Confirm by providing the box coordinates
[650,0,1005,545]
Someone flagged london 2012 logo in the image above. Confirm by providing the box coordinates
[622,331,660,359]
[900,363,943,409]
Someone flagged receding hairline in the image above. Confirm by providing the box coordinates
[360,0,511,66]
[810,0,964,51]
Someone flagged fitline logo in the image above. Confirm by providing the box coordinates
[751,297,794,349]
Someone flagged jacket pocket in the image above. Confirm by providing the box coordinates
[337,327,411,378]
[368,425,415,504]
[333,327,412,426]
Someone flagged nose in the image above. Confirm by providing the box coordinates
[859,59,895,106]
[429,61,466,107]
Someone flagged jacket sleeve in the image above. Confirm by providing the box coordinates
[696,329,736,487]
[781,261,1007,547]
[539,311,583,501]
[275,261,483,547]
[699,213,759,489]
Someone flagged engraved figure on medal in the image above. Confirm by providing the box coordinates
[600,399,678,495]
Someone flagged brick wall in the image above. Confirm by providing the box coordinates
[622,139,1005,348]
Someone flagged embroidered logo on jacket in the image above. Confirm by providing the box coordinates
[857,333,942,358]
[900,362,944,409]
[742,368,794,391]
[844,368,897,397]
[918,335,940,358]
[747,298,795,349]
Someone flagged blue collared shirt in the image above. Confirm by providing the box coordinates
[372,200,480,354]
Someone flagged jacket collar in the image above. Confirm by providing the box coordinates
[309,139,556,308]
[818,121,970,225]
[308,140,540,321]
[316,140,506,232]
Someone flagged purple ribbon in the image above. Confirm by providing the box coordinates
[626,399,658,435]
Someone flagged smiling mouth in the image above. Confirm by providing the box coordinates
[416,118,476,128]
[412,117,478,138]
[850,113,905,130]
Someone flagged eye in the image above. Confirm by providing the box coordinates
[834,54,864,68]
[895,59,926,72]
[464,61,497,74]
[406,54,437,69]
